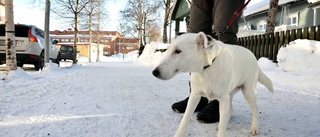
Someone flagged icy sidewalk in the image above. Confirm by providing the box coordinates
[0,58,319,137]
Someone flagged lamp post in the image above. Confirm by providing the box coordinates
[44,0,50,64]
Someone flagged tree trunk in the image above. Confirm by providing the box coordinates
[162,0,171,43]
[266,0,279,33]
[96,0,101,62]
[143,13,147,45]
[5,0,17,71]
[73,0,80,64]
[88,12,92,63]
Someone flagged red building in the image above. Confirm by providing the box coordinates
[50,29,139,56]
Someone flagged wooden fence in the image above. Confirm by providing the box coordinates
[238,25,320,62]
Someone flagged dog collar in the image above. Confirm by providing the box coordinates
[203,58,216,70]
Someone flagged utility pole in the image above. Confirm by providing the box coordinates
[44,0,50,64]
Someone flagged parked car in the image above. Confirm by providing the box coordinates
[59,45,75,61]
[0,24,61,70]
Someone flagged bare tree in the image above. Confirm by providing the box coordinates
[162,0,173,43]
[83,0,97,63]
[266,0,279,33]
[79,0,107,62]
[5,0,17,72]
[148,21,162,42]
[96,0,101,62]
[119,0,161,46]
[52,0,90,64]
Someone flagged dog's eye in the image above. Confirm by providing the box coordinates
[174,49,181,54]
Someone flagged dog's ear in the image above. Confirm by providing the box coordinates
[195,32,212,49]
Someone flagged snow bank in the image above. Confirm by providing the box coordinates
[135,39,320,75]
[137,42,169,66]
[7,67,31,79]
[0,70,6,80]
[43,62,60,72]
[277,39,320,73]
[257,57,278,71]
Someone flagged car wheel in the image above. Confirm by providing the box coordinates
[55,53,61,67]
[17,63,24,68]
[34,52,44,70]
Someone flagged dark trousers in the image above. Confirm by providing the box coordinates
[189,0,245,44]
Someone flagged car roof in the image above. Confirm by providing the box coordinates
[0,23,37,28]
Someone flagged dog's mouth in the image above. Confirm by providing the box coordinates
[152,68,176,80]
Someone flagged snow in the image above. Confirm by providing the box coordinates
[244,0,298,16]
[1,39,320,137]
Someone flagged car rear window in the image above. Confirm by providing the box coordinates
[60,46,73,51]
[0,24,30,37]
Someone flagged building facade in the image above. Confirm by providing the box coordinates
[239,0,320,32]
[50,29,139,56]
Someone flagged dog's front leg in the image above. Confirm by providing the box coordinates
[217,96,231,137]
[174,93,201,137]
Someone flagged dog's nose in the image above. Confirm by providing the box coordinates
[152,68,160,77]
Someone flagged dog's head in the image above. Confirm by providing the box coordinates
[152,32,222,80]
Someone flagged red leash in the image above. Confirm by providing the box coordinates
[215,0,251,37]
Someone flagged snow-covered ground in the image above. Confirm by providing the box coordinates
[0,39,319,137]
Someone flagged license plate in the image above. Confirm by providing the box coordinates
[0,40,23,46]
[16,41,23,47]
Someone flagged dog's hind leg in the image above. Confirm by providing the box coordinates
[242,83,260,136]
[174,93,201,137]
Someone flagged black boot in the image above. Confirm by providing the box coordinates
[196,100,220,123]
[172,97,208,113]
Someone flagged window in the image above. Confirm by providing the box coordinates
[34,28,44,38]
[287,13,299,26]
[257,21,267,31]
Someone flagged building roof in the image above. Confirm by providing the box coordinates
[170,0,190,20]
[244,0,300,16]
[50,30,122,37]
[308,0,320,7]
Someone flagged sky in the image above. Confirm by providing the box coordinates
[11,0,265,32]
[13,0,123,31]
[0,39,320,137]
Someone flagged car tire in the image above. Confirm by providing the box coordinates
[34,52,44,71]
[17,63,24,68]
[55,53,61,67]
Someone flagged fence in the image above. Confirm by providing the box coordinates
[237,25,320,62]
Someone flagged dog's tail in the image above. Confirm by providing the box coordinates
[258,69,274,92]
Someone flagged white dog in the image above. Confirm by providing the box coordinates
[152,32,274,137]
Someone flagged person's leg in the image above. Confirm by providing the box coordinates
[196,0,246,123]
[213,0,245,44]
[172,80,208,113]
[172,0,214,113]
[189,0,213,34]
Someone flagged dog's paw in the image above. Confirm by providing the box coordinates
[249,128,260,136]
